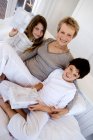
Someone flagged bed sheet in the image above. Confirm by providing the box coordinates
[37,115,86,140]
[1,117,86,140]
[12,115,85,140]
[0,107,85,140]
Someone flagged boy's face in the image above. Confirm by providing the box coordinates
[56,23,75,47]
[62,65,80,82]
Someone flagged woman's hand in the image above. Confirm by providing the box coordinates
[28,102,52,113]
[49,107,69,119]
[9,28,18,37]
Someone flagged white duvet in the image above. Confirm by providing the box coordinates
[38,115,85,140]
[0,107,85,140]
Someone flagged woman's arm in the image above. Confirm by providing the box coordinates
[20,47,38,61]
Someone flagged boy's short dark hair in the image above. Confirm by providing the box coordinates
[69,58,90,78]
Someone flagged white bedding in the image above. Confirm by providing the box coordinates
[0,107,85,140]
[37,115,85,140]
[0,16,86,140]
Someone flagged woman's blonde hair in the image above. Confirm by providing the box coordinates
[24,15,47,46]
[57,17,79,38]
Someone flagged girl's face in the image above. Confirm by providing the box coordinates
[32,23,44,39]
[56,23,75,47]
[62,65,80,82]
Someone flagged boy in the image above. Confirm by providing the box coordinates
[0,58,90,110]
[0,58,90,140]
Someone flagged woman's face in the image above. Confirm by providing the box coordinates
[56,23,75,46]
[32,23,44,39]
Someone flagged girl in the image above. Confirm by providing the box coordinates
[8,14,47,54]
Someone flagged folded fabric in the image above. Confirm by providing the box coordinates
[11,7,33,33]
[9,86,38,109]
[7,32,33,54]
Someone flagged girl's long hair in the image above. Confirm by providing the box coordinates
[24,15,47,48]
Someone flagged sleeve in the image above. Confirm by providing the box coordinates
[20,47,38,61]
[8,111,49,140]
[43,69,62,83]
[0,42,9,76]
[56,89,76,108]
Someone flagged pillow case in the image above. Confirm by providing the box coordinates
[67,91,86,116]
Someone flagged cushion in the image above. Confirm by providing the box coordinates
[67,91,86,116]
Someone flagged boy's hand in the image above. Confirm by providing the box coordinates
[0,74,6,81]
[28,102,51,113]
[49,107,69,119]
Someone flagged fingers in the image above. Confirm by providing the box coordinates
[49,113,60,119]
[50,108,61,113]
[28,103,39,111]
[9,28,18,37]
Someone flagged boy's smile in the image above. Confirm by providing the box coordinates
[62,65,80,82]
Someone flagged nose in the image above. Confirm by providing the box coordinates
[37,30,42,37]
[62,34,68,41]
[67,72,72,78]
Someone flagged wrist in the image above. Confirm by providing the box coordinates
[45,106,52,113]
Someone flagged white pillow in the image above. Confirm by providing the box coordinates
[67,91,86,116]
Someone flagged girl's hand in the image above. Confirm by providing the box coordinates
[9,28,18,37]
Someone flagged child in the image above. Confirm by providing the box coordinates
[0,58,90,140]
[0,58,90,109]
[7,12,47,54]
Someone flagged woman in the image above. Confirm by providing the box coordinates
[8,14,47,54]
[21,16,79,81]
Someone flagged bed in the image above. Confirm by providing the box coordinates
[0,9,86,140]
[0,106,86,140]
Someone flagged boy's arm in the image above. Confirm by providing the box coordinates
[28,103,52,113]
[28,103,69,117]
[49,107,69,119]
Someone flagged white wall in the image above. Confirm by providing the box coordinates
[32,0,79,36]
[69,0,93,76]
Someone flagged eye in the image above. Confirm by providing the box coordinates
[35,27,39,30]
[70,67,72,71]
[61,31,65,34]
[73,74,77,77]
[67,34,72,37]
